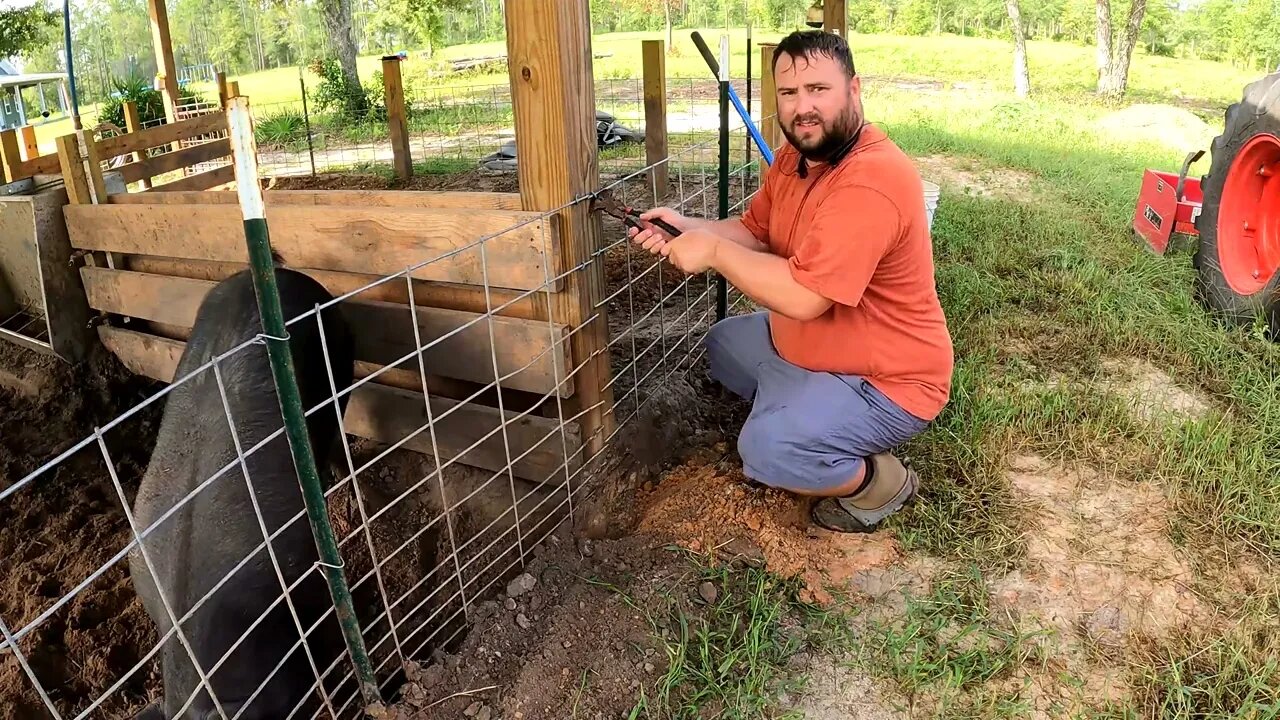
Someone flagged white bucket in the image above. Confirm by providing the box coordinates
[922,180,940,232]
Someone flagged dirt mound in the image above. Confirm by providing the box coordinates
[636,459,902,605]
[1095,104,1216,152]
[374,530,696,720]
[269,169,520,194]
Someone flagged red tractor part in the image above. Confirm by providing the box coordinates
[1133,149,1204,255]
[1192,72,1280,332]
[1215,133,1280,296]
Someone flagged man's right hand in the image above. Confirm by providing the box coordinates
[628,207,700,255]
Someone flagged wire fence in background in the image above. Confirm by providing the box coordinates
[0,94,766,719]
[238,73,761,180]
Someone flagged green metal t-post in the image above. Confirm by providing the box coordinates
[224,97,382,710]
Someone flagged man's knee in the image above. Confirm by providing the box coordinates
[705,313,771,401]
[737,412,860,494]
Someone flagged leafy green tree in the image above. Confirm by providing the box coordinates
[1,3,59,59]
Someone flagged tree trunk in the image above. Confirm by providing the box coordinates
[1006,0,1030,97]
[665,1,672,52]
[1094,0,1112,92]
[317,0,365,115]
[1100,0,1146,96]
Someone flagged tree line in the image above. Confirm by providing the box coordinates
[2,0,1278,107]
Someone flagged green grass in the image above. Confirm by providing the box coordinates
[590,550,823,720]
[851,567,1048,719]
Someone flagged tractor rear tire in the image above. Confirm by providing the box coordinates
[1193,71,1280,331]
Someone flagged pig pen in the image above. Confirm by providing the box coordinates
[0,168,903,720]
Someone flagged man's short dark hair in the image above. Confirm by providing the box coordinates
[771,30,856,78]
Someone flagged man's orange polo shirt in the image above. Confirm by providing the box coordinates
[739,123,953,422]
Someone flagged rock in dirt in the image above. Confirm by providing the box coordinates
[578,538,595,557]
[1086,605,1128,647]
[464,700,482,716]
[476,600,499,619]
[476,707,492,720]
[504,597,518,611]
[516,612,532,629]
[507,572,538,598]
[697,581,719,604]
[417,663,446,688]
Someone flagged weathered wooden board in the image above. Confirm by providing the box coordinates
[116,139,231,185]
[149,164,235,192]
[108,189,524,210]
[81,268,571,396]
[95,113,228,160]
[122,256,550,321]
[64,203,560,291]
[98,326,580,482]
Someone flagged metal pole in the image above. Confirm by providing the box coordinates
[62,0,82,131]
[745,19,752,168]
[299,71,316,176]
[224,96,381,709]
[717,34,730,323]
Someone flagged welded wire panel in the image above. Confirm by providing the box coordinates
[0,79,760,720]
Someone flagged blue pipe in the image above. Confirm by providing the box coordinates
[690,31,773,166]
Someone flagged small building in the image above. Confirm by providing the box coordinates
[1,60,71,132]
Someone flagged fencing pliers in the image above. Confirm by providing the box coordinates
[590,189,683,238]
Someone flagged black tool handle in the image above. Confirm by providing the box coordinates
[690,31,720,78]
[648,217,683,237]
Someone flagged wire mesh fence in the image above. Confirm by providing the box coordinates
[0,77,769,720]
[236,72,760,181]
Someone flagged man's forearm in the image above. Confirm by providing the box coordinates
[685,217,766,252]
[710,238,831,321]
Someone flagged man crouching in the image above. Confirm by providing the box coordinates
[628,30,953,533]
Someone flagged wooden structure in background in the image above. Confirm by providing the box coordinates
[147,0,180,124]
[642,40,668,201]
[383,56,413,181]
[824,0,848,37]
[1,0,616,484]
[66,185,583,483]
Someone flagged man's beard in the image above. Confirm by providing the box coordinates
[780,102,861,163]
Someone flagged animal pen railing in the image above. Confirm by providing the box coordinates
[0,38,775,720]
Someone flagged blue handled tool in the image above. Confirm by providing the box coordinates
[690,31,774,165]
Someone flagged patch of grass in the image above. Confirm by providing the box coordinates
[849,566,1046,719]
[595,550,831,720]
[255,109,309,149]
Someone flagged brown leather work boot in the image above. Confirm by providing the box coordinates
[810,452,919,533]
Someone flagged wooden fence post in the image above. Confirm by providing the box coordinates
[227,80,240,99]
[642,39,668,203]
[758,42,778,180]
[0,130,21,183]
[382,55,412,181]
[216,71,229,107]
[122,101,153,190]
[18,126,39,161]
[825,0,848,37]
[505,0,615,463]
[56,132,106,205]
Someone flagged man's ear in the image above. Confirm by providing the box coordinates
[849,75,861,96]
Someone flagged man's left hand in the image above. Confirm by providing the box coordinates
[660,230,720,274]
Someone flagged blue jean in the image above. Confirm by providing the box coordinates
[705,311,929,494]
